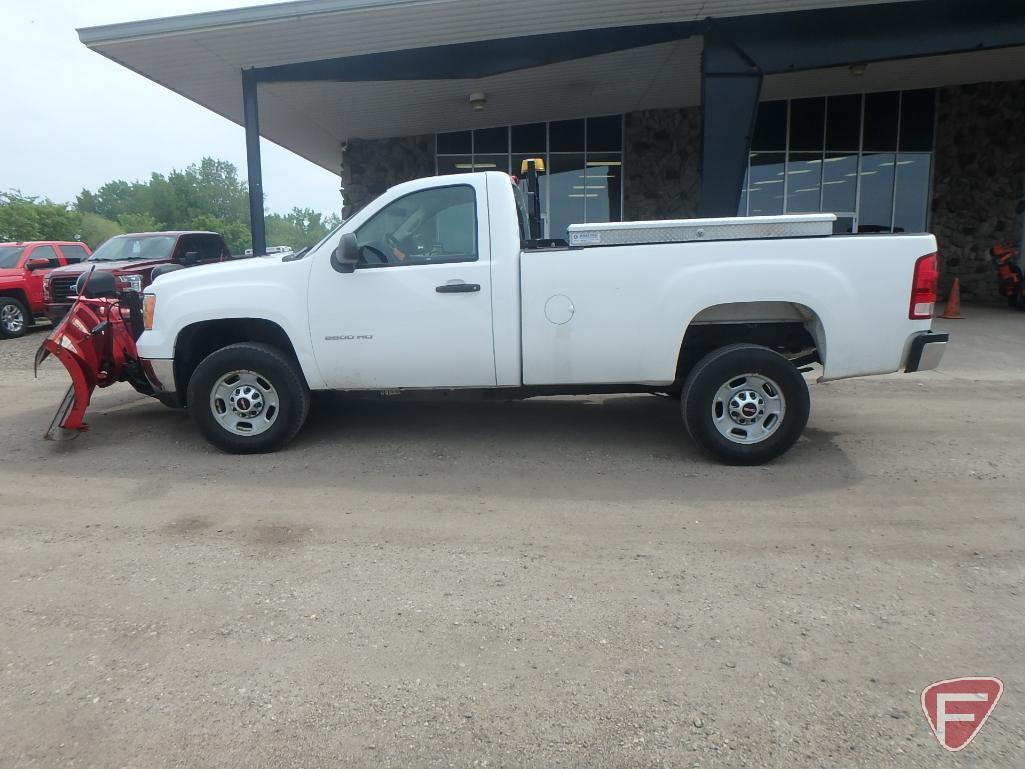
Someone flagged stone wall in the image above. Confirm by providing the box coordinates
[340,109,705,222]
[931,80,1025,301]
[339,85,1025,303]
[623,107,702,221]
[340,135,434,218]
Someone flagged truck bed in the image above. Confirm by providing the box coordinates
[520,233,937,386]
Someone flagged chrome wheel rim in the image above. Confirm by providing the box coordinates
[1,304,24,334]
[712,373,786,445]
[210,370,280,436]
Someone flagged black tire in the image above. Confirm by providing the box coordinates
[187,342,310,454]
[681,343,810,465]
[0,297,28,339]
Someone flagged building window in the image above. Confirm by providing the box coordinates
[436,116,624,240]
[742,90,936,233]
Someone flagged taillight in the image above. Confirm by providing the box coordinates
[910,252,939,320]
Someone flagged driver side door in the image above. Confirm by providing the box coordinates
[307,181,497,390]
[23,244,61,310]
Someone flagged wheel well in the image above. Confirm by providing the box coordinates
[675,303,823,387]
[174,319,303,405]
[0,289,30,309]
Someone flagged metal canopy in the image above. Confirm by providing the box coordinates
[79,0,923,173]
[254,22,704,82]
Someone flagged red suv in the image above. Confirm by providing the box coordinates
[44,231,230,322]
[0,241,92,339]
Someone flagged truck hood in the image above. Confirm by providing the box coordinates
[48,259,166,276]
[0,267,24,282]
[148,254,286,293]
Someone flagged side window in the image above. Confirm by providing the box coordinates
[193,235,224,261]
[354,185,477,268]
[59,244,89,263]
[30,245,60,268]
[173,237,193,261]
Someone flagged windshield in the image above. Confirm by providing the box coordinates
[0,246,26,269]
[303,220,346,261]
[89,235,176,262]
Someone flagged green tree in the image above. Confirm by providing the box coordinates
[193,158,250,224]
[117,212,164,233]
[75,179,146,222]
[0,191,80,241]
[145,172,189,230]
[265,207,341,250]
[67,157,334,254]
[79,212,124,250]
[191,213,250,255]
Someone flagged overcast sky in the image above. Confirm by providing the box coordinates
[2,0,342,216]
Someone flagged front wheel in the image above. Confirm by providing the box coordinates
[0,297,28,339]
[187,343,310,454]
[681,344,810,465]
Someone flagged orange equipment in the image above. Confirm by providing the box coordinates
[991,244,1023,309]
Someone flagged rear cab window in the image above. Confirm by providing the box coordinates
[175,234,228,263]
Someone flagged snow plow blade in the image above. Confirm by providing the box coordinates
[34,267,146,442]
[35,311,107,440]
[34,285,143,440]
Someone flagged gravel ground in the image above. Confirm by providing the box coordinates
[1,309,1022,768]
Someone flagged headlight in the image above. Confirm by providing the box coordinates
[118,274,143,293]
[43,279,51,302]
[143,294,156,330]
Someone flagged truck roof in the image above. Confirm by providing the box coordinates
[0,241,89,246]
[114,231,221,237]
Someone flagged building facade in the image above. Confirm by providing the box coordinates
[79,0,1025,301]
[342,80,1025,301]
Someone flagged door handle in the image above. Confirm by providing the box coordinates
[436,283,480,293]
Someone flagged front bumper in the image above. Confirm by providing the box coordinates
[45,303,73,324]
[905,331,949,373]
[141,357,177,395]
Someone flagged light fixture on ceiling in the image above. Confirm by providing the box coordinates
[469,92,487,112]
[849,63,868,77]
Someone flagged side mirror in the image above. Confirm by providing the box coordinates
[179,250,202,266]
[331,233,359,274]
[25,258,50,271]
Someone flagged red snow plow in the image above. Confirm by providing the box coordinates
[33,269,149,440]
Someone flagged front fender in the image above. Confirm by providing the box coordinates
[138,257,325,389]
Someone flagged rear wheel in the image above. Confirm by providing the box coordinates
[187,342,309,454]
[681,343,809,465]
[0,297,28,339]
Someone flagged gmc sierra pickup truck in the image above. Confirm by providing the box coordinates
[38,171,947,464]
[43,231,230,321]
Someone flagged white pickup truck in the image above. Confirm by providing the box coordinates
[89,171,945,464]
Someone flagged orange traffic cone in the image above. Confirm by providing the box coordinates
[940,278,963,319]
